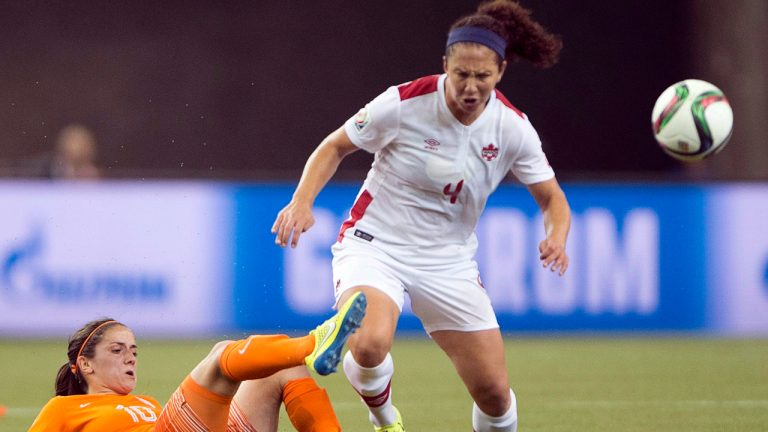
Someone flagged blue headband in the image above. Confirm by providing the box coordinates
[446,26,507,59]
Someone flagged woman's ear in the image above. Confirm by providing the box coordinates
[497,60,508,83]
[78,357,93,375]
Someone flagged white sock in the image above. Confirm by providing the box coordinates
[343,351,396,427]
[472,389,517,432]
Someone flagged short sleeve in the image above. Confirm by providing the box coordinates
[28,398,64,431]
[509,120,555,185]
[343,86,401,153]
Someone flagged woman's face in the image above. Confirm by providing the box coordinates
[443,43,506,125]
[79,325,138,395]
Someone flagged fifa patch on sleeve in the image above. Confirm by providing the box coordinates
[354,229,374,242]
[354,107,371,131]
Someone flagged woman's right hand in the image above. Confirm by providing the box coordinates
[271,126,359,248]
[272,200,315,248]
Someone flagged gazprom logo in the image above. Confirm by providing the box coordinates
[1,226,170,303]
[764,256,768,296]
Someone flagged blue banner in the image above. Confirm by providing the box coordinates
[232,183,708,333]
[2,181,765,337]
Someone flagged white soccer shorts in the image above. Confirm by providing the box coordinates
[331,238,499,334]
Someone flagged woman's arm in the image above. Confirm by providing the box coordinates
[526,177,571,276]
[272,126,359,248]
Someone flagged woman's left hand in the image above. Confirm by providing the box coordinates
[538,237,569,276]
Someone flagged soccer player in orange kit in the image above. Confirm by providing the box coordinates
[28,292,367,432]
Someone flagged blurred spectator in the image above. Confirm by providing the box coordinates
[46,124,102,180]
[0,124,102,179]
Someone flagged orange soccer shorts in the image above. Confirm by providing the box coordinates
[154,376,256,432]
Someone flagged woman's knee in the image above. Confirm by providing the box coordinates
[188,339,240,396]
[346,287,399,364]
[210,340,234,362]
[471,382,512,416]
[349,333,392,366]
[191,340,233,373]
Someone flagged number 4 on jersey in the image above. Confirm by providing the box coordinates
[443,180,464,204]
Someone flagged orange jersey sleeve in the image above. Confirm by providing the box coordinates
[29,393,163,432]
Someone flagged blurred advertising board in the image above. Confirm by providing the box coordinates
[0,181,232,337]
[707,185,768,336]
[2,181,765,337]
[233,184,711,333]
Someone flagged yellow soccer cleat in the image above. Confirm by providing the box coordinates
[374,406,405,432]
[305,291,367,375]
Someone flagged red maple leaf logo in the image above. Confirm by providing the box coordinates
[482,143,499,161]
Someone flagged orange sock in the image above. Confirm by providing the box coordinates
[219,334,315,381]
[180,376,232,431]
[284,377,341,432]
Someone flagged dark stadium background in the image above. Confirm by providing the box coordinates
[1,3,767,430]
[2,0,762,181]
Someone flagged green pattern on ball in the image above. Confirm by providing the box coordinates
[655,84,689,134]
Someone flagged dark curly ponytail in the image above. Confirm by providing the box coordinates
[448,0,562,68]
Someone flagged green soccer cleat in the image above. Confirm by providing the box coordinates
[374,406,405,432]
[305,291,367,375]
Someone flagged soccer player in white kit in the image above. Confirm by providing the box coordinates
[272,1,571,431]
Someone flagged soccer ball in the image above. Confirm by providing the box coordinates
[651,79,733,161]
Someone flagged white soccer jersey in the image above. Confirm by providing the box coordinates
[340,73,554,263]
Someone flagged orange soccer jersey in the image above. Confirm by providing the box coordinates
[29,393,162,432]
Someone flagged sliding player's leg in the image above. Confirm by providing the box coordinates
[156,292,366,431]
[219,290,367,383]
[234,366,341,432]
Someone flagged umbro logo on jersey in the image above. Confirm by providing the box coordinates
[423,138,440,151]
[482,143,499,161]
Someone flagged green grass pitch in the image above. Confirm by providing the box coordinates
[1,337,766,431]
